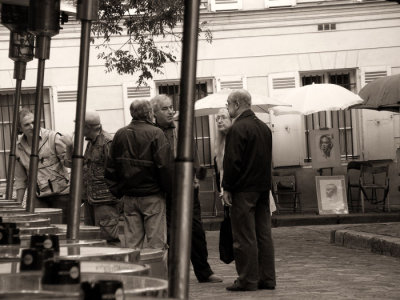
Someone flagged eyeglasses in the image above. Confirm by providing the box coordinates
[226,100,236,108]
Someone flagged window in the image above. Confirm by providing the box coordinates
[302,71,358,162]
[210,0,242,11]
[157,82,212,167]
[0,89,52,184]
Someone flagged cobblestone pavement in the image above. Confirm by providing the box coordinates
[188,225,400,300]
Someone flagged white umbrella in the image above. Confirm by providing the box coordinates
[194,89,289,117]
[272,83,364,115]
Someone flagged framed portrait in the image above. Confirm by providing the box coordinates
[316,175,348,215]
[310,128,341,169]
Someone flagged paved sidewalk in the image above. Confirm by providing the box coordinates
[189,225,400,299]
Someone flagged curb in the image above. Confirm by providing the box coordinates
[330,229,400,258]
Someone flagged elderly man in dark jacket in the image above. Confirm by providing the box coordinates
[222,89,276,292]
[150,94,222,283]
[105,100,171,249]
[63,111,120,244]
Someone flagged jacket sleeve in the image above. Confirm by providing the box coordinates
[104,132,123,198]
[54,132,69,167]
[222,125,245,192]
[153,130,172,194]
[14,158,28,191]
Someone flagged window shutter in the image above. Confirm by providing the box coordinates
[57,90,77,102]
[200,0,209,10]
[210,0,242,11]
[127,86,151,99]
[359,67,395,161]
[268,72,304,167]
[216,76,246,91]
[123,84,154,125]
[265,0,296,8]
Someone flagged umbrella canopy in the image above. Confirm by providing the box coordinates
[355,74,400,113]
[194,89,289,116]
[272,83,364,115]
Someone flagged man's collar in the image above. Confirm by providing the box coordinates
[233,109,254,123]
[22,127,43,141]
[86,129,102,143]
[155,121,175,130]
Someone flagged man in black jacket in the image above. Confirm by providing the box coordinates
[105,100,171,249]
[150,94,222,283]
[222,89,276,291]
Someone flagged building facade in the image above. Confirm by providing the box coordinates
[0,0,399,211]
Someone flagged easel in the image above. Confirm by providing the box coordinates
[317,167,333,176]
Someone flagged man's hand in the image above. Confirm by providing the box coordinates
[222,190,232,207]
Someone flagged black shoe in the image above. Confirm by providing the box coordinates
[226,281,256,292]
[258,282,275,290]
[199,274,223,283]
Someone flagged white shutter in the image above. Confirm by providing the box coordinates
[123,84,154,125]
[360,67,395,160]
[127,86,151,99]
[57,90,77,102]
[268,72,304,167]
[265,0,296,8]
[200,0,209,10]
[210,0,242,11]
[216,76,246,91]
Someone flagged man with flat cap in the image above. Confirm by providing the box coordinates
[62,111,121,245]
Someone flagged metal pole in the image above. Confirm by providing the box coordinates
[6,63,24,200]
[169,0,200,298]
[26,51,47,213]
[66,20,91,240]
[66,0,98,240]
[2,6,34,201]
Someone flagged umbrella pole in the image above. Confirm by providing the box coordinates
[66,0,98,241]
[168,0,200,299]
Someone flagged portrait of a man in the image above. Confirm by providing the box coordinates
[310,129,341,169]
[316,176,348,215]
[319,134,333,159]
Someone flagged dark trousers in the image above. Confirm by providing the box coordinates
[166,187,213,282]
[84,201,121,243]
[35,194,70,224]
[230,190,276,289]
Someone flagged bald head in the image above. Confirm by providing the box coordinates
[226,89,252,118]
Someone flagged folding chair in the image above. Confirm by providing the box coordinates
[346,161,372,212]
[272,175,301,214]
[359,164,390,212]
